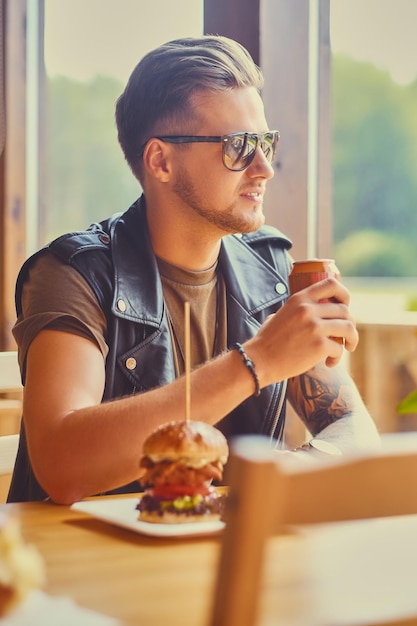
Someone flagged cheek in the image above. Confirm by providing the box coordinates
[177,152,242,205]
[197,167,240,201]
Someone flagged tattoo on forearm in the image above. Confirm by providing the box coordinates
[296,371,353,433]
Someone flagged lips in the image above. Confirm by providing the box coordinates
[240,188,264,201]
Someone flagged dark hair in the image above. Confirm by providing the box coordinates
[115,35,264,179]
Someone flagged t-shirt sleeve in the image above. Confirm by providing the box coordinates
[13,252,109,375]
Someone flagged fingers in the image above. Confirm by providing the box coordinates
[326,355,341,368]
[289,278,357,346]
[313,310,358,353]
[251,278,357,384]
[305,277,350,305]
[315,307,358,347]
[286,281,358,366]
[322,314,358,366]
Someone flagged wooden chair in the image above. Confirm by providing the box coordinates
[210,433,417,626]
[0,350,22,431]
[0,350,22,429]
[0,351,22,501]
[0,433,19,471]
[0,351,21,392]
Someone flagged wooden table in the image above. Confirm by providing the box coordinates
[2,495,221,626]
[2,495,417,626]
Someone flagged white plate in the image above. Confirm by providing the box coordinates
[70,497,225,537]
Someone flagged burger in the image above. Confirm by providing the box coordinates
[136,420,229,524]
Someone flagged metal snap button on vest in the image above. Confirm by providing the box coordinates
[117,299,126,312]
[98,233,110,244]
[125,357,137,371]
[275,282,286,295]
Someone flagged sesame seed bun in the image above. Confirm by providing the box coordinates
[142,420,229,466]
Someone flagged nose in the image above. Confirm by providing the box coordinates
[245,146,275,180]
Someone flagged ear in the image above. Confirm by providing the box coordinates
[142,139,173,182]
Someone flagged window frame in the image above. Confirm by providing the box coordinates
[0,0,331,348]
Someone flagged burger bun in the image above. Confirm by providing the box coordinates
[143,420,228,466]
[138,510,222,525]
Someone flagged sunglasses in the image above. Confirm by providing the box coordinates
[153,130,280,171]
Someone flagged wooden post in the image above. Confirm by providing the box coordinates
[204,0,332,260]
[260,0,332,260]
[0,0,27,350]
[204,0,260,65]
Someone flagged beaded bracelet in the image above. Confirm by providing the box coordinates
[234,342,261,397]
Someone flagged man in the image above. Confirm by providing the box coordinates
[9,36,379,504]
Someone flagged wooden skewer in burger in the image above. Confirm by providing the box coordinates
[136,302,229,524]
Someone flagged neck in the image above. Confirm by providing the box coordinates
[145,199,223,271]
[154,239,221,271]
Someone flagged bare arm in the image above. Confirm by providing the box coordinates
[23,277,375,503]
[242,276,380,453]
[287,360,380,452]
[23,329,258,504]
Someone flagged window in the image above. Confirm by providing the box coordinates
[330,0,417,281]
[36,0,203,246]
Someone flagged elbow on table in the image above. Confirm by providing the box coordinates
[34,464,88,506]
[41,479,85,506]
[29,437,92,505]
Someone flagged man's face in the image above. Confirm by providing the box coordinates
[169,87,276,236]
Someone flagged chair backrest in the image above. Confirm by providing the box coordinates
[0,351,21,392]
[0,433,19,502]
[0,351,22,435]
[0,352,21,500]
[0,434,19,476]
[210,433,417,626]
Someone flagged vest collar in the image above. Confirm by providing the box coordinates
[109,198,289,327]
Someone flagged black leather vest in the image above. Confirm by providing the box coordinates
[9,197,292,501]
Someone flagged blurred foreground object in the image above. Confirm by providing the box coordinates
[210,432,417,626]
[0,512,45,616]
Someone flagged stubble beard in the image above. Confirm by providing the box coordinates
[172,167,265,235]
